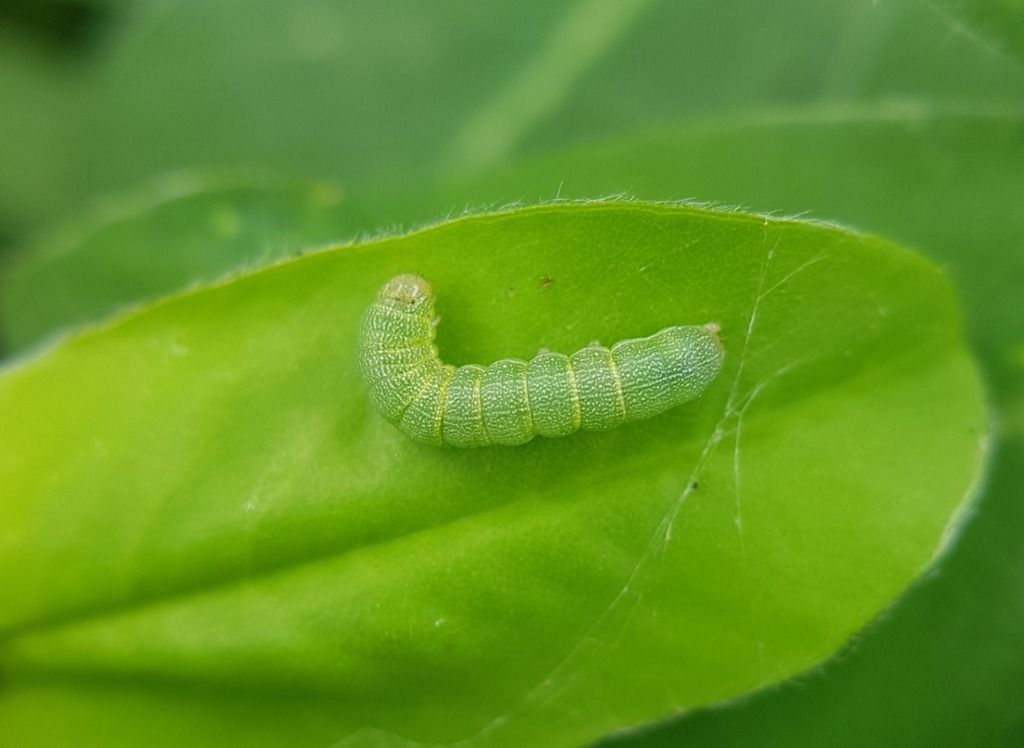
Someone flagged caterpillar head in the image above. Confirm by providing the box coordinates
[379,274,433,307]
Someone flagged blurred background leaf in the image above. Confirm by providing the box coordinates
[1,172,357,350]
[1,0,1022,239]
[923,0,1024,63]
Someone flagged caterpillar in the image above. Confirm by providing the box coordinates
[358,274,724,448]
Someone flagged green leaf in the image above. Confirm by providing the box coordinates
[600,428,1024,748]
[11,110,1024,371]
[0,0,578,229]
[924,0,1024,64]
[5,0,1024,350]
[0,202,986,746]
[435,108,1024,403]
[2,0,1022,233]
[1,172,358,352]
[426,112,1024,745]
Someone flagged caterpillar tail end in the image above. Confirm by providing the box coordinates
[703,321,725,361]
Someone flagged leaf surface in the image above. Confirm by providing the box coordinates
[427,113,1024,746]
[0,202,986,746]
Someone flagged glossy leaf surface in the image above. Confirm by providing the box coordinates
[0,203,986,746]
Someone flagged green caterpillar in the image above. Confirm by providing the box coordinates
[358,274,724,448]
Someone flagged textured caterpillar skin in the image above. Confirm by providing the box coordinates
[359,274,724,447]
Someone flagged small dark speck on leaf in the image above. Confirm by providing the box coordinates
[540,275,553,288]
[690,481,699,491]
